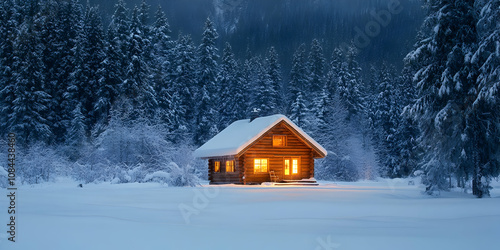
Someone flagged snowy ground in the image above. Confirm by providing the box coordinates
[1,178,499,250]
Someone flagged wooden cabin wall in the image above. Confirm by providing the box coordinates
[208,158,243,184]
[241,121,314,184]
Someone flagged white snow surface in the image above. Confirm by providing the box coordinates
[1,178,500,250]
[193,114,327,158]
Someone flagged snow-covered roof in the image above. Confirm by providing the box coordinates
[193,114,327,158]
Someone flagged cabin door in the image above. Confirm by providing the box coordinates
[283,157,300,180]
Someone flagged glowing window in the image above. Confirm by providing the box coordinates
[284,159,290,175]
[214,161,220,173]
[254,159,268,173]
[292,159,298,174]
[226,161,234,172]
[273,135,286,147]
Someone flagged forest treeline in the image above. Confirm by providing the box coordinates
[0,0,498,197]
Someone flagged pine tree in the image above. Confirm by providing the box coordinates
[81,5,115,132]
[108,0,130,81]
[465,0,500,196]
[307,39,326,97]
[393,68,419,178]
[195,17,219,145]
[10,5,53,145]
[371,62,401,177]
[0,0,19,132]
[36,0,83,142]
[151,5,174,122]
[66,103,87,160]
[138,0,152,63]
[406,0,489,195]
[169,34,197,135]
[218,42,247,127]
[312,88,353,181]
[337,45,364,121]
[246,55,266,114]
[122,6,157,117]
[260,46,282,115]
[365,64,380,140]
[73,5,107,134]
[290,91,308,128]
[288,43,309,117]
[326,47,344,97]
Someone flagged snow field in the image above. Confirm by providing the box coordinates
[0,178,499,250]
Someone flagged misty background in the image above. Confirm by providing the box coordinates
[87,0,424,75]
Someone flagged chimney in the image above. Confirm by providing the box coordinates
[250,108,260,122]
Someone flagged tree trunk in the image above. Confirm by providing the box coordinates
[472,174,483,198]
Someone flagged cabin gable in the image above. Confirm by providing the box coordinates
[239,121,314,184]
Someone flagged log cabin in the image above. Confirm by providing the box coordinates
[193,114,327,184]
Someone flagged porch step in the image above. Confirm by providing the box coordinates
[272,182,319,186]
[281,179,317,183]
[273,178,318,186]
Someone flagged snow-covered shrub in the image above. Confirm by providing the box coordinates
[124,164,148,183]
[166,162,198,187]
[143,170,171,184]
[16,143,70,184]
[70,113,200,186]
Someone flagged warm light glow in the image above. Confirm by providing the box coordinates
[214,161,220,173]
[284,159,290,175]
[292,159,298,174]
[226,160,234,172]
[254,159,268,173]
[273,135,286,147]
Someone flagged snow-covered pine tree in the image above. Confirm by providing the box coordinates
[217,42,247,127]
[288,44,309,118]
[465,0,500,196]
[290,90,308,128]
[168,34,197,140]
[82,5,115,134]
[325,47,344,97]
[0,0,19,132]
[66,103,87,160]
[151,5,173,73]
[122,6,157,118]
[151,6,174,122]
[10,3,53,145]
[371,62,401,177]
[108,0,130,81]
[151,6,175,129]
[260,46,282,115]
[393,67,419,178]
[337,45,364,121]
[195,17,219,145]
[35,0,82,143]
[365,64,380,133]
[311,87,354,181]
[137,0,152,64]
[71,4,107,138]
[245,55,266,114]
[406,0,485,195]
[307,39,326,98]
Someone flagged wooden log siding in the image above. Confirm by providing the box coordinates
[208,157,241,184]
[239,121,314,184]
